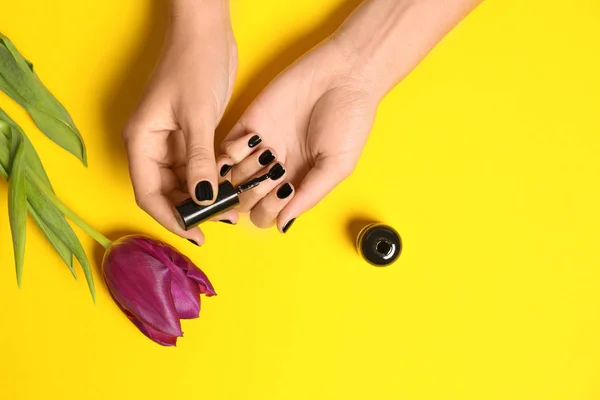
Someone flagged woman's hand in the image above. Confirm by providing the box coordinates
[122,0,237,245]
[218,40,379,233]
[220,0,480,233]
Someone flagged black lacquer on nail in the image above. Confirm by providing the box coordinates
[219,220,234,224]
[248,135,262,148]
[195,181,214,201]
[220,164,232,177]
[269,163,285,180]
[258,150,275,166]
[187,239,199,246]
[277,183,293,199]
[282,218,295,233]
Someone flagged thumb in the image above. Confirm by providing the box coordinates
[278,157,353,233]
[183,119,218,205]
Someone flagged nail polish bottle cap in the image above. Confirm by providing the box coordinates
[175,181,239,230]
[356,223,402,266]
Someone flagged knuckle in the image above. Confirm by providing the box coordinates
[187,144,212,163]
[337,162,355,179]
[121,124,137,143]
[183,112,216,135]
[134,194,147,211]
[221,140,231,152]
[121,125,146,150]
[238,203,251,213]
[220,140,235,156]
[133,190,157,213]
[250,213,273,230]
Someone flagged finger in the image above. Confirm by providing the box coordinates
[238,162,286,213]
[221,132,263,164]
[182,118,218,206]
[223,121,248,143]
[278,158,351,233]
[250,182,295,229]
[209,208,239,225]
[230,147,278,186]
[126,130,205,244]
[216,154,235,180]
[138,191,206,245]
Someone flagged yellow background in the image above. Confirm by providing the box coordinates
[1,0,600,399]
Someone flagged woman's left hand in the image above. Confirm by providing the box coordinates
[218,39,379,233]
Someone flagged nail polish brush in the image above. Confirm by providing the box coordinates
[174,164,284,230]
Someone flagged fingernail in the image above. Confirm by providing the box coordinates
[219,220,234,225]
[269,163,285,180]
[248,135,262,148]
[282,218,296,233]
[258,149,275,166]
[187,239,199,246]
[276,183,293,199]
[220,164,232,177]
[195,180,214,201]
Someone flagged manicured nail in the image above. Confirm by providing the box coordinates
[276,183,293,199]
[248,135,262,148]
[220,164,232,177]
[195,180,213,201]
[187,239,199,246]
[282,218,296,233]
[219,220,234,225]
[269,163,285,180]
[258,149,275,166]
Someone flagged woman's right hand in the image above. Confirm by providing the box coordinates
[122,0,237,245]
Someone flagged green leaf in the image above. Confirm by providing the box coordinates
[0,157,7,179]
[9,124,19,163]
[8,131,26,287]
[0,109,55,189]
[27,202,75,277]
[0,33,86,165]
[0,143,81,284]
[0,127,9,148]
[25,175,96,301]
[0,118,9,134]
[0,109,75,278]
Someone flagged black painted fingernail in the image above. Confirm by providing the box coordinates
[276,183,293,199]
[195,180,214,201]
[269,163,285,180]
[187,239,199,246]
[220,164,232,177]
[248,135,262,148]
[282,218,296,233]
[258,150,275,166]
[219,220,234,224]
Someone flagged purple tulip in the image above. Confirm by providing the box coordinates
[102,235,215,346]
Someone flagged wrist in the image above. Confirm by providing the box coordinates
[331,0,480,99]
[331,1,416,98]
[170,0,230,29]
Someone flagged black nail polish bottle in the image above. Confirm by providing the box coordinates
[356,223,402,266]
[175,181,240,230]
[175,167,283,230]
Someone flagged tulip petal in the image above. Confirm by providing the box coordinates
[186,265,217,297]
[103,242,182,337]
[125,309,179,347]
[156,242,217,296]
[117,304,179,346]
[168,264,200,319]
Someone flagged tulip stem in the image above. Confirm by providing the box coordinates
[26,170,112,249]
